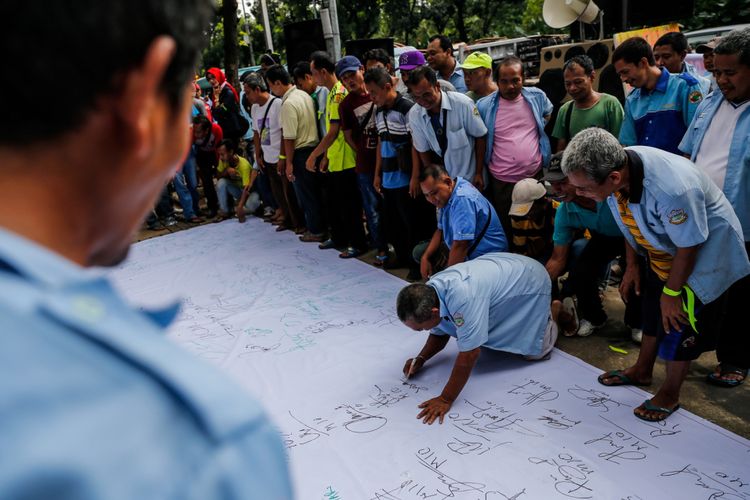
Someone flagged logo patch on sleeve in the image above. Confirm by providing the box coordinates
[453,312,465,327]
[689,90,703,104]
[668,208,688,225]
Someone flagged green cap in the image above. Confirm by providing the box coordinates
[461,52,492,70]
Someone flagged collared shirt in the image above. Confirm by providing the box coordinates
[477,87,553,171]
[324,80,356,172]
[280,85,319,149]
[680,90,750,241]
[427,252,551,356]
[0,229,292,499]
[553,200,622,246]
[437,177,508,258]
[681,61,712,94]
[619,67,704,155]
[408,90,488,182]
[238,90,255,140]
[445,61,468,93]
[605,147,750,303]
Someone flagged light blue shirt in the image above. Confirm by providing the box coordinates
[446,63,468,93]
[409,90,488,182]
[438,177,508,257]
[606,147,750,303]
[238,90,254,140]
[0,230,292,500]
[477,87,554,170]
[427,253,551,356]
[619,68,704,155]
[553,200,622,246]
[679,90,750,241]
[681,61,712,95]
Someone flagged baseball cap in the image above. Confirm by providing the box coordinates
[335,55,362,78]
[540,152,566,183]
[509,178,547,216]
[461,52,492,70]
[398,50,426,71]
[696,37,721,54]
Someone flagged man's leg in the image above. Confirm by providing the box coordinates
[357,172,386,252]
[339,168,368,252]
[598,268,663,386]
[265,162,289,221]
[489,176,516,240]
[569,235,623,327]
[195,151,219,216]
[184,149,201,215]
[173,167,196,221]
[291,148,324,236]
[215,178,231,215]
[711,242,750,386]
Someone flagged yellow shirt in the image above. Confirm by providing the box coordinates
[280,86,319,149]
[615,191,673,281]
[217,156,251,189]
[324,81,356,172]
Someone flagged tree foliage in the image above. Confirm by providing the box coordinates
[201,0,748,71]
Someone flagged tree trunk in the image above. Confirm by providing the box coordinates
[455,0,467,43]
[223,0,240,90]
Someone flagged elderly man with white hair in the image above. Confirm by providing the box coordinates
[561,127,750,422]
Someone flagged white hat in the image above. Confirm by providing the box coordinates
[509,178,547,216]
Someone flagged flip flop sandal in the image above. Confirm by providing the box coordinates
[339,247,362,259]
[373,254,389,267]
[706,364,748,388]
[597,370,651,387]
[634,399,680,422]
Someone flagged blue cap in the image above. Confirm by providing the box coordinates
[335,55,362,78]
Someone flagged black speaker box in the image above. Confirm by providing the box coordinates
[284,20,327,73]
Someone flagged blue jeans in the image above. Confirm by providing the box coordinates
[173,150,200,219]
[291,147,324,235]
[357,172,385,251]
[216,178,259,213]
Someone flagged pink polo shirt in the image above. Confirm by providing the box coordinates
[489,93,542,182]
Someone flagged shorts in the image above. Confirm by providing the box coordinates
[641,268,727,362]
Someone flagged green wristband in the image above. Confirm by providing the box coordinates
[662,286,682,297]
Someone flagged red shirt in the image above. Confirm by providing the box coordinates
[194,122,223,155]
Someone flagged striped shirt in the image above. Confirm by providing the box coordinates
[375,93,414,189]
[615,191,672,281]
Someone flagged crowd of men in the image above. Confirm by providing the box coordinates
[164,28,750,424]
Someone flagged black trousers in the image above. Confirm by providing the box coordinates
[195,150,219,214]
[716,242,750,369]
[382,186,436,271]
[326,168,368,250]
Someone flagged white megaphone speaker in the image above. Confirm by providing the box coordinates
[543,0,601,28]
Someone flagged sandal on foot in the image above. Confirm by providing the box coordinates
[706,364,747,388]
[634,399,680,422]
[373,253,389,267]
[597,370,651,387]
[339,247,362,259]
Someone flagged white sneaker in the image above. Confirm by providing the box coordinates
[577,319,604,337]
[263,206,275,217]
[631,328,643,344]
[561,297,579,336]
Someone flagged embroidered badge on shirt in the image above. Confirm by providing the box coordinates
[689,90,703,104]
[453,312,465,327]
[472,106,479,116]
[668,208,689,225]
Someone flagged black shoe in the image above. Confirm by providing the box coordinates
[318,238,336,250]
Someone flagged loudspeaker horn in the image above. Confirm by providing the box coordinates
[543,0,600,28]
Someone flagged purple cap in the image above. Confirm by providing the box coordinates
[398,50,426,71]
[335,55,362,78]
